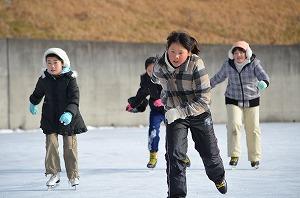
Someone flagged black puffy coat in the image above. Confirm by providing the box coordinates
[30,71,87,135]
[131,73,164,113]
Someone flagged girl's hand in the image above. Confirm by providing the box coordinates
[257,81,267,91]
[29,103,38,115]
[59,112,73,125]
[153,99,163,107]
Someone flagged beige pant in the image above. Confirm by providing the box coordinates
[226,105,261,162]
[45,133,79,179]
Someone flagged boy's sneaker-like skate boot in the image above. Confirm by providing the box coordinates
[69,177,79,188]
[46,173,60,189]
[251,161,259,169]
[215,178,227,194]
[229,157,239,167]
[147,152,157,168]
[182,155,191,167]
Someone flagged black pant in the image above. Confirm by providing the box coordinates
[165,112,225,198]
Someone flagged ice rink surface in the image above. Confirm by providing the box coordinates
[0,123,299,198]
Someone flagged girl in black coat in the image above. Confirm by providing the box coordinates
[29,48,87,189]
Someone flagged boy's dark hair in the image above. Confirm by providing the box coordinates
[166,31,200,55]
[145,57,157,69]
[46,53,64,63]
[232,47,246,54]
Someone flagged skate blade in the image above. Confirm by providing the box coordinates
[47,181,60,190]
[47,184,59,190]
[147,163,157,169]
[147,166,156,169]
[71,184,78,190]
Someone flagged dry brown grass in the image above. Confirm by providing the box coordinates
[0,0,299,44]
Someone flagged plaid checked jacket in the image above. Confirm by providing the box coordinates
[152,52,211,118]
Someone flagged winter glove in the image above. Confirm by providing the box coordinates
[59,112,73,125]
[257,81,267,91]
[153,99,163,107]
[126,104,133,111]
[126,104,138,113]
[165,108,184,124]
[29,102,38,115]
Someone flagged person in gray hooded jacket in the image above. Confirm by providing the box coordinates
[29,48,87,189]
[210,41,270,169]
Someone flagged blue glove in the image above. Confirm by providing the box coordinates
[29,103,38,115]
[257,81,267,91]
[59,112,73,125]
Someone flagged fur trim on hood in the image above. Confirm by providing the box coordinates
[228,41,253,60]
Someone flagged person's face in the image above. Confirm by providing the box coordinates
[167,42,190,67]
[46,56,63,76]
[146,63,154,76]
[233,49,246,63]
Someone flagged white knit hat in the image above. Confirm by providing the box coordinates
[43,48,70,68]
[228,41,253,60]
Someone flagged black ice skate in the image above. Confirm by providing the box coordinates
[251,161,259,169]
[215,178,227,194]
[182,155,191,168]
[229,157,239,167]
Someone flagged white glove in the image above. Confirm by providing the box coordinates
[165,108,183,124]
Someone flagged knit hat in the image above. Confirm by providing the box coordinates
[228,41,253,60]
[41,48,77,78]
[43,48,70,68]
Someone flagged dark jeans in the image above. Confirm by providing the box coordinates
[165,112,225,198]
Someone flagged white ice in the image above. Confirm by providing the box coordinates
[0,123,300,198]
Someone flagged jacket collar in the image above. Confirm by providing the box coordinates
[163,52,190,73]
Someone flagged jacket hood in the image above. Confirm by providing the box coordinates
[228,41,253,60]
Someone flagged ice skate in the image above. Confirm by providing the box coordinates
[215,178,227,194]
[46,173,60,190]
[182,155,191,167]
[229,157,238,168]
[147,152,157,168]
[69,178,79,190]
[251,161,259,169]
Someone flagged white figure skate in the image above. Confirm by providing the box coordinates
[46,173,60,190]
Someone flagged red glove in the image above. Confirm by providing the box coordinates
[153,99,163,107]
[126,104,133,112]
